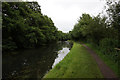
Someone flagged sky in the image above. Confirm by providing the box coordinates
[24,0,106,33]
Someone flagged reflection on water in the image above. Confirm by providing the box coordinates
[2,41,72,79]
[52,47,70,68]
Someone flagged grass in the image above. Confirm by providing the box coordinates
[43,42,103,78]
[85,43,119,77]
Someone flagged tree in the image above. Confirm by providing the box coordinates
[2,2,59,51]
[106,0,120,47]
[71,14,107,44]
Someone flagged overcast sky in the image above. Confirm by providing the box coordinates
[25,0,106,33]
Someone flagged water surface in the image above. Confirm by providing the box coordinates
[2,41,72,79]
[52,47,70,68]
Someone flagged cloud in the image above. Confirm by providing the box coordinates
[36,0,106,32]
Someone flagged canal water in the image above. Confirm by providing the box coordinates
[2,41,72,79]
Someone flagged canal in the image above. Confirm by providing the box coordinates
[2,41,72,79]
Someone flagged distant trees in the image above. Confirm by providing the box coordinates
[2,2,61,51]
[55,31,70,41]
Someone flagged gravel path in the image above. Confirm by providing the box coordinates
[81,43,118,78]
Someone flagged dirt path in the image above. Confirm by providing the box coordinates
[81,43,118,78]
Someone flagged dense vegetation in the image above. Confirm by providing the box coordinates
[2,2,68,51]
[70,1,119,63]
[2,0,120,78]
[2,0,119,65]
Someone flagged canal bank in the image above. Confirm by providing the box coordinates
[43,42,103,78]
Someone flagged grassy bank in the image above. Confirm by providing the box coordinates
[85,43,119,77]
[43,42,103,78]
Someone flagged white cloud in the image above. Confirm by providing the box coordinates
[25,0,106,33]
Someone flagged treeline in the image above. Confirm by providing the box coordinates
[69,1,120,63]
[57,31,70,41]
[2,2,66,51]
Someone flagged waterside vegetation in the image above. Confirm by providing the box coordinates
[44,42,103,78]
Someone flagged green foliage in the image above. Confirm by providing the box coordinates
[2,2,60,51]
[106,0,120,46]
[55,31,70,41]
[70,0,119,64]
[2,37,17,51]
[99,38,118,54]
[99,38,119,62]
[106,1,120,31]
[71,14,107,44]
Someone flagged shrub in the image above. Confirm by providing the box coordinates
[99,38,119,62]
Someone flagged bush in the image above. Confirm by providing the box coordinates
[99,38,119,62]
[2,38,17,51]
